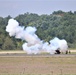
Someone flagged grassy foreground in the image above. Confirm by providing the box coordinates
[0,56,76,75]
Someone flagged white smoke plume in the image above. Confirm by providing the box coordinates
[6,19,68,54]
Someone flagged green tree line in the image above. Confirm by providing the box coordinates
[0,10,76,50]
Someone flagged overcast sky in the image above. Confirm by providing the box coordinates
[0,0,76,18]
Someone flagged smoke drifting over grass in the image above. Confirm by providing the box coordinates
[6,19,68,54]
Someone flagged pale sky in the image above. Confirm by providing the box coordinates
[0,0,76,18]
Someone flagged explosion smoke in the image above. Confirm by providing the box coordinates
[6,19,68,54]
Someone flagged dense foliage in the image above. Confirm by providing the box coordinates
[0,10,76,50]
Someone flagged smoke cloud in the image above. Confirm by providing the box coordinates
[6,19,68,54]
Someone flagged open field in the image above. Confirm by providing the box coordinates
[0,52,76,75]
[0,49,76,54]
[0,56,76,75]
[0,50,76,75]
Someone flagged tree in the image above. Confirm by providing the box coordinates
[2,37,16,50]
[0,11,76,49]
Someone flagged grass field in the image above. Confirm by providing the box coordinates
[0,49,76,54]
[0,55,76,75]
